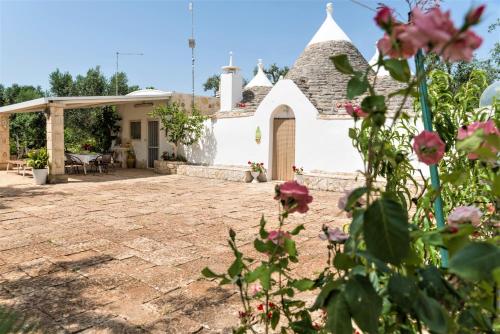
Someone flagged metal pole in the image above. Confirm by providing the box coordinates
[115,52,144,96]
[414,49,448,268]
[189,2,195,111]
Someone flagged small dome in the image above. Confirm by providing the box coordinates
[245,59,273,88]
[307,2,351,46]
[479,81,500,107]
[126,89,170,96]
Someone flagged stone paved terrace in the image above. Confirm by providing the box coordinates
[0,169,349,333]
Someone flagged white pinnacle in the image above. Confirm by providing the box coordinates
[307,2,351,46]
[246,59,273,88]
[368,46,390,77]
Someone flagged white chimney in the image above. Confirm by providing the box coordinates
[220,51,243,112]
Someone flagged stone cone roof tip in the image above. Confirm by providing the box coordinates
[307,2,351,46]
[246,59,273,88]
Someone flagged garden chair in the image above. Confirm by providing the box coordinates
[65,154,84,174]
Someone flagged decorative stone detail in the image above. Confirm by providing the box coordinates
[298,171,366,192]
[212,111,255,119]
[0,114,9,169]
[177,165,254,183]
[153,160,187,175]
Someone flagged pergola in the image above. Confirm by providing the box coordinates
[0,94,171,183]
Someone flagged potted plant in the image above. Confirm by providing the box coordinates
[126,147,136,168]
[248,161,265,183]
[26,148,49,185]
[293,165,304,184]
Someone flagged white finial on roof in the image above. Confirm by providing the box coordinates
[368,45,390,77]
[326,2,333,15]
[307,2,351,46]
[222,51,240,73]
[246,59,273,88]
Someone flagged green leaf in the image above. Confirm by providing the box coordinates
[259,215,268,239]
[344,275,382,333]
[311,279,342,310]
[271,310,280,329]
[245,265,266,283]
[347,75,368,99]
[326,292,353,334]
[290,224,305,236]
[254,239,268,253]
[388,274,418,313]
[228,258,243,278]
[348,128,357,139]
[259,266,271,290]
[383,59,411,82]
[284,238,297,257]
[361,95,386,113]
[448,242,500,281]
[345,187,367,211]
[442,224,474,257]
[330,54,354,75]
[333,253,356,271]
[201,267,220,279]
[291,279,315,291]
[412,292,448,334]
[349,208,364,239]
[363,197,410,265]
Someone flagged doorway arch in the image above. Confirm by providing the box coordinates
[270,105,295,181]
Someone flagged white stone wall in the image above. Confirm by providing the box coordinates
[187,79,365,176]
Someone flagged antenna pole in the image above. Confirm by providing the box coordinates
[189,2,196,111]
[115,52,144,95]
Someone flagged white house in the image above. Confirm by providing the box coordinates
[181,2,408,180]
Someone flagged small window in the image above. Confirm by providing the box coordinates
[130,121,141,140]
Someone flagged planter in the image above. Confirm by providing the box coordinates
[250,171,260,183]
[294,174,304,185]
[33,168,48,185]
[126,158,135,169]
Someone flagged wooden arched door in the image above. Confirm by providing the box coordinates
[272,118,295,181]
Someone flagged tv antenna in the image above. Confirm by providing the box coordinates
[188,1,195,110]
[115,52,144,95]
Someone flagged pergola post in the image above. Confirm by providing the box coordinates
[46,106,67,183]
[0,114,9,169]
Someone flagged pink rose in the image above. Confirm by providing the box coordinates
[377,24,418,59]
[268,230,291,246]
[448,206,482,227]
[250,283,262,296]
[407,8,456,50]
[344,103,368,118]
[465,5,486,26]
[441,30,482,62]
[319,227,349,243]
[457,120,499,159]
[374,6,394,29]
[274,181,313,214]
[413,131,445,165]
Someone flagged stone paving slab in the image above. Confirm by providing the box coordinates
[0,170,350,332]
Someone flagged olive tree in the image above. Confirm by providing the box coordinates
[149,102,206,159]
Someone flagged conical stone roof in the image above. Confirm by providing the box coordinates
[285,3,410,115]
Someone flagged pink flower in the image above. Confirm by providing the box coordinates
[374,6,394,29]
[268,230,291,246]
[406,8,456,50]
[345,103,368,118]
[412,131,445,165]
[457,120,499,159]
[250,283,262,296]
[448,206,482,227]
[441,30,482,62]
[274,181,313,214]
[377,24,418,59]
[319,227,349,243]
[465,5,486,26]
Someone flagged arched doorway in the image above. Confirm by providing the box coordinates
[271,105,295,181]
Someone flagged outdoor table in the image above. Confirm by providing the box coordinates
[68,154,101,175]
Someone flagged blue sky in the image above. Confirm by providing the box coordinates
[1,0,499,96]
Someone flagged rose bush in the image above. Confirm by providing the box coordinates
[203,4,499,333]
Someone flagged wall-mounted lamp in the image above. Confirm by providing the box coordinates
[255,126,262,144]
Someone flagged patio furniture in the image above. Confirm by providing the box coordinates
[99,154,112,173]
[68,153,99,175]
[6,159,32,176]
[65,153,84,174]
